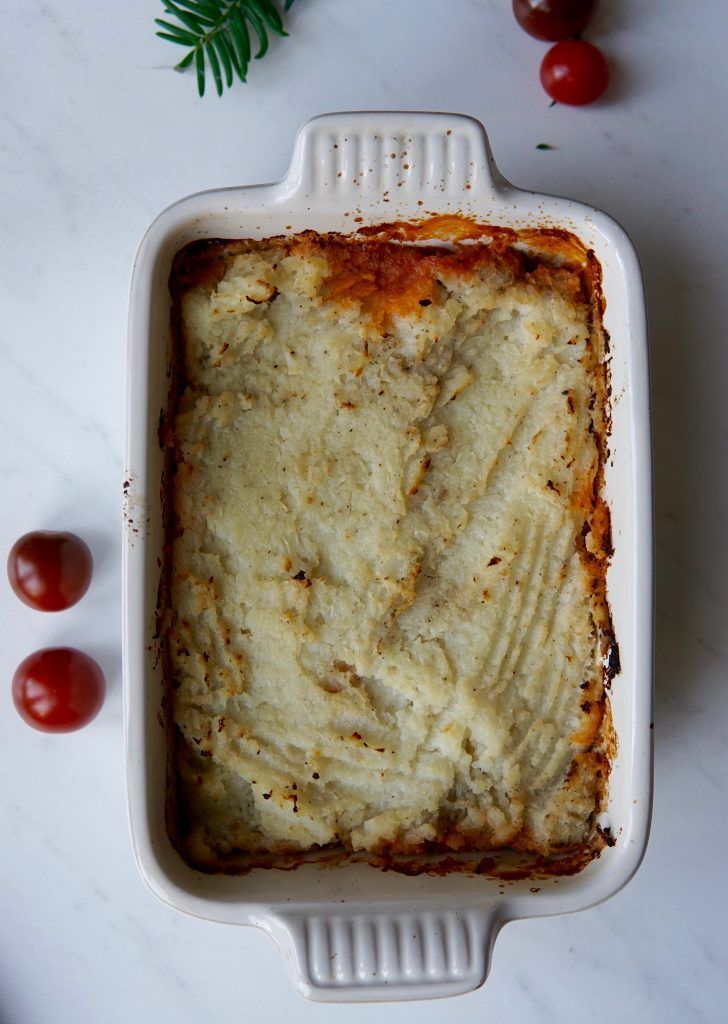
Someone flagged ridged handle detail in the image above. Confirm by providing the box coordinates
[282,111,508,206]
[271,908,494,1002]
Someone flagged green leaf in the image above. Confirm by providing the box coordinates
[205,39,224,95]
[156,0,299,95]
[212,33,234,88]
[231,8,252,64]
[284,0,296,9]
[157,31,196,46]
[155,18,199,45]
[195,44,206,96]
[223,33,247,81]
[172,0,220,19]
[162,1,207,33]
[216,30,240,75]
[251,0,286,37]
[176,49,196,70]
[245,7,269,58]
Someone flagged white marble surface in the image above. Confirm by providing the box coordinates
[1,0,726,1020]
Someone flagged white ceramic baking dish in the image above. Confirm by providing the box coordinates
[124,111,652,1002]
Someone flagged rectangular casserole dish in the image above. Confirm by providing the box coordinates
[124,111,652,1002]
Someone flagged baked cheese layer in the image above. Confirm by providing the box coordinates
[167,232,611,868]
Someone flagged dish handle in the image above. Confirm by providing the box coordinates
[266,907,500,1002]
[280,110,511,208]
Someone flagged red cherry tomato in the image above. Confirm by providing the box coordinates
[513,0,599,42]
[7,531,93,611]
[540,40,609,105]
[12,648,105,732]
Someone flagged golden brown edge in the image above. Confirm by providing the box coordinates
[159,218,619,878]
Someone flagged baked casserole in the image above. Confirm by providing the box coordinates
[163,222,614,872]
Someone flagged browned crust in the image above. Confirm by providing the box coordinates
[161,217,618,877]
[168,828,616,879]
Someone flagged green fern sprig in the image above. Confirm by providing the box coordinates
[156,0,297,97]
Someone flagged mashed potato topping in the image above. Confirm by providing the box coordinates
[167,229,613,870]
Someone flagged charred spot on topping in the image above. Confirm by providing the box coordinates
[546,479,561,494]
[199,749,212,758]
[351,732,362,740]
[217,717,225,732]
[290,567,313,589]
[597,824,616,847]
[607,639,621,680]
[579,681,589,690]
[312,772,320,780]
[263,792,272,799]
[488,556,501,566]
[246,283,279,304]
[419,298,432,306]
[340,400,357,410]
